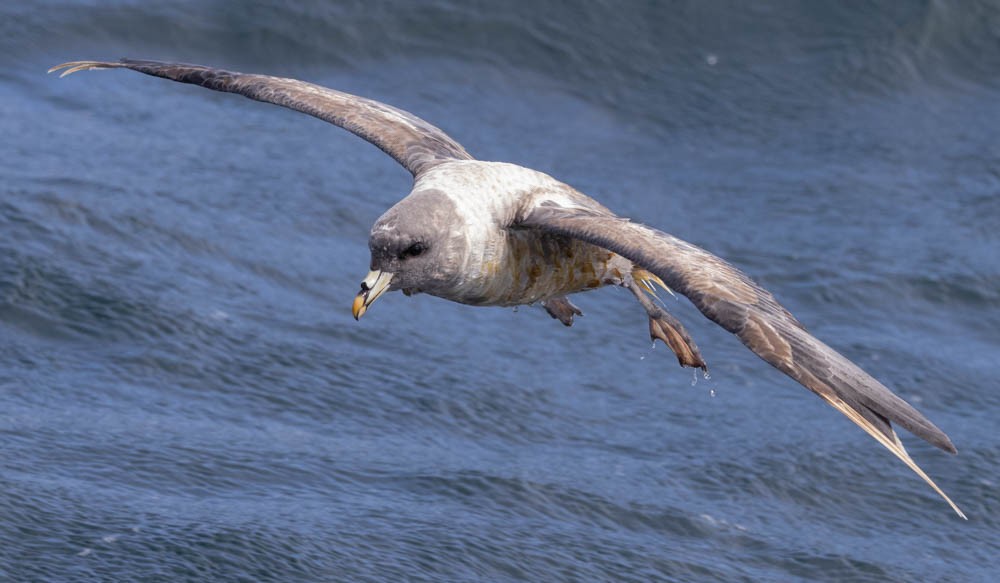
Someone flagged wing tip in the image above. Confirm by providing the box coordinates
[822,392,966,519]
[954,504,969,520]
[48,59,124,78]
[903,414,958,455]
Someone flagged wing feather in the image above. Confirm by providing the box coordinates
[521,204,964,517]
[49,59,473,176]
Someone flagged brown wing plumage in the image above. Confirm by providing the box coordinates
[49,59,473,176]
[521,203,965,518]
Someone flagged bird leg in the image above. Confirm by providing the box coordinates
[543,296,583,326]
[627,273,707,371]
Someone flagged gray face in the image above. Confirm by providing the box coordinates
[368,189,466,297]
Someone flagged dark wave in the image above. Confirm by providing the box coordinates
[5,2,999,582]
[12,1,1000,130]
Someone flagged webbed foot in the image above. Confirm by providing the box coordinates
[543,296,583,326]
[648,309,707,370]
[627,275,707,370]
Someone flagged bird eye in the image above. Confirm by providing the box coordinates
[399,242,426,260]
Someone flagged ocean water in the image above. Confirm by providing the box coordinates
[3,1,999,581]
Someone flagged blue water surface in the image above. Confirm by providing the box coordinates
[2,1,999,581]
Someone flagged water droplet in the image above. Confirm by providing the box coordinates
[709,388,716,398]
[691,370,699,386]
[703,370,712,381]
[706,54,719,66]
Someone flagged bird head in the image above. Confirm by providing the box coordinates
[353,189,466,319]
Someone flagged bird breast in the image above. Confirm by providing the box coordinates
[457,228,632,307]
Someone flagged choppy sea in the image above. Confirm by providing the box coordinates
[3,1,998,581]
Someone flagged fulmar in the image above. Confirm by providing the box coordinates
[50,59,965,518]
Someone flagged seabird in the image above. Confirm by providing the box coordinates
[50,59,965,518]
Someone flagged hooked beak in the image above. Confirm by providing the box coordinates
[352,270,394,320]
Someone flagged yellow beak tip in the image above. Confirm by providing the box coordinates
[352,294,367,320]
[353,270,393,320]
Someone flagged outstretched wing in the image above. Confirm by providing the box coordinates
[49,59,473,176]
[520,203,965,518]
